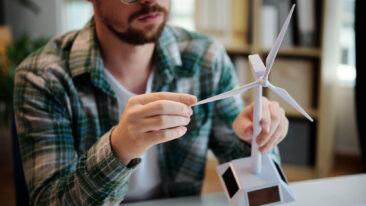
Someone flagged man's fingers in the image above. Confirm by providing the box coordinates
[232,104,254,143]
[260,115,288,153]
[257,101,282,146]
[259,126,282,153]
[147,126,187,144]
[277,114,289,144]
[131,92,197,106]
[259,107,288,153]
[136,100,192,118]
[140,115,191,132]
[233,118,253,143]
[261,97,271,133]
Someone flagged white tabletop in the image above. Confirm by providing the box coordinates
[122,173,366,206]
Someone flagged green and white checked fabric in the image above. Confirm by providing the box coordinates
[13,18,279,205]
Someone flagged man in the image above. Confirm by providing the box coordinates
[13,0,289,205]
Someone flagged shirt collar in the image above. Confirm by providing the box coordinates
[69,18,102,78]
[68,18,115,96]
[68,18,184,93]
[154,25,183,84]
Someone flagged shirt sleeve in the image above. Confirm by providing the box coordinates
[13,67,139,205]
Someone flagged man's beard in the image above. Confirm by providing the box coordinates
[102,4,168,45]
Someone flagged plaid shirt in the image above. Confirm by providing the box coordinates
[14,19,278,205]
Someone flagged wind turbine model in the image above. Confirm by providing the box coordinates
[194,5,313,206]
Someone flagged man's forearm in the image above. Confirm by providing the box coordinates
[25,129,137,205]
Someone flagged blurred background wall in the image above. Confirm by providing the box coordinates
[4,0,62,39]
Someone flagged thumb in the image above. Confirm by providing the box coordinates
[243,122,253,137]
[241,121,253,143]
[233,114,253,144]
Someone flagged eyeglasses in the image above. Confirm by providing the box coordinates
[120,0,139,5]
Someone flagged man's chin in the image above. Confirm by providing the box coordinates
[113,26,165,45]
[133,22,162,34]
[116,22,165,45]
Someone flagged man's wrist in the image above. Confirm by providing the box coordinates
[110,126,137,166]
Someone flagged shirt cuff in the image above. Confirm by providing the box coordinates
[86,128,141,187]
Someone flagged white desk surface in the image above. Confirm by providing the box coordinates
[122,173,366,206]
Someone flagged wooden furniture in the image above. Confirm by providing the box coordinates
[0,26,12,65]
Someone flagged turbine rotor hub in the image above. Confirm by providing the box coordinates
[259,76,269,87]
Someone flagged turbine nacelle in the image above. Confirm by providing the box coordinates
[258,76,269,88]
[248,54,269,87]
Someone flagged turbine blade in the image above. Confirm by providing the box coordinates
[249,54,266,79]
[264,4,296,79]
[194,81,259,106]
[267,83,313,122]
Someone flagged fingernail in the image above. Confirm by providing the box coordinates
[190,96,197,105]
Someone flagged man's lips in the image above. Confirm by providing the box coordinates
[137,12,162,23]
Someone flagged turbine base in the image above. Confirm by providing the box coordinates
[216,154,295,206]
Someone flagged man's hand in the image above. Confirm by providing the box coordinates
[111,92,197,166]
[232,97,289,153]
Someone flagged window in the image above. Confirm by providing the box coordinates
[337,0,356,87]
[169,0,195,31]
[62,0,93,32]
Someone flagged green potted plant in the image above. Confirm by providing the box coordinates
[0,34,48,125]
